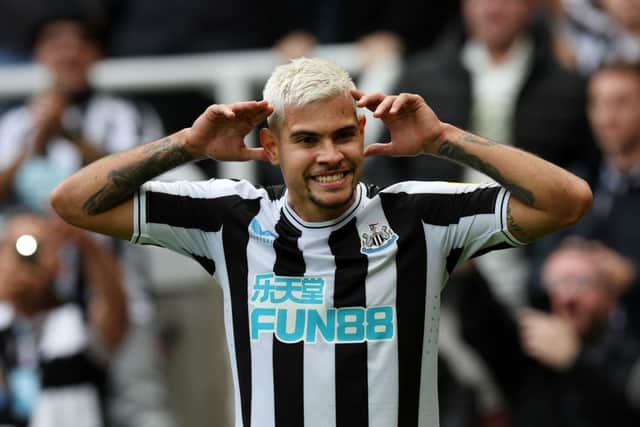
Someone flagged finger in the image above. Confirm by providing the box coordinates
[390,93,417,113]
[207,104,236,119]
[241,147,268,162]
[351,89,364,101]
[373,96,397,118]
[356,92,386,110]
[364,142,395,157]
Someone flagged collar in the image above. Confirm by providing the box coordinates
[282,183,364,230]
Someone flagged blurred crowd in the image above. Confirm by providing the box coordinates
[0,0,640,426]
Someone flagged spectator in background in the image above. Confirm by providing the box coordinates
[0,12,176,427]
[457,238,640,427]
[531,61,640,335]
[0,211,128,426]
[551,0,640,75]
[366,0,599,309]
[0,11,162,213]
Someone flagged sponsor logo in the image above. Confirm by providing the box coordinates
[360,223,397,254]
[249,273,395,343]
[249,218,277,244]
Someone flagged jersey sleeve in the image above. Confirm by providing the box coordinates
[130,178,259,271]
[436,183,526,271]
[385,180,526,273]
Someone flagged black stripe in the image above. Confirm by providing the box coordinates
[134,189,142,244]
[380,193,427,427]
[272,213,305,426]
[40,352,106,389]
[471,242,513,259]
[218,197,261,427]
[187,251,216,275]
[329,218,369,427]
[146,191,236,231]
[446,247,464,274]
[417,187,501,226]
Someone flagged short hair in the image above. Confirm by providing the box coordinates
[28,9,107,51]
[262,57,357,131]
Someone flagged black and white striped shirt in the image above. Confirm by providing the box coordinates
[132,178,523,427]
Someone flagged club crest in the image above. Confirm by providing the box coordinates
[360,223,398,254]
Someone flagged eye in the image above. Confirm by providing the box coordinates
[294,135,318,145]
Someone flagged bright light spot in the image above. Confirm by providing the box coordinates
[15,234,38,257]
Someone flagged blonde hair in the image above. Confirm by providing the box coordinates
[262,57,357,130]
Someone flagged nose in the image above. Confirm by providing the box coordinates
[316,139,344,165]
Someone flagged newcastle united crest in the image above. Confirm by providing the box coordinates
[360,223,398,254]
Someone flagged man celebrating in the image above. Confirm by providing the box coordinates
[51,57,591,427]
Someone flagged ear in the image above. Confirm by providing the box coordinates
[260,128,280,166]
[358,114,367,134]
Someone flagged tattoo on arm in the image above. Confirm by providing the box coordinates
[437,140,535,206]
[507,202,529,241]
[83,137,194,215]
[460,133,497,147]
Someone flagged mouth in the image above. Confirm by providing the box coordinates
[312,172,348,184]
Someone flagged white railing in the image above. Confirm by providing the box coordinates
[0,44,362,181]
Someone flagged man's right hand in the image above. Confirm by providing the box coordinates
[185,100,273,161]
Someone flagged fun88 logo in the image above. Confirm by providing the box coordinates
[249,273,395,343]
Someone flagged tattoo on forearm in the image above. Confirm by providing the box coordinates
[460,133,497,147]
[438,141,535,206]
[507,203,529,241]
[83,138,194,215]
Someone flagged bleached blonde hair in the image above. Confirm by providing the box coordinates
[262,57,357,131]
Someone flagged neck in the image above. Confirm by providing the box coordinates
[609,141,640,174]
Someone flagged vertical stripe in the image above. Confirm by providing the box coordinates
[355,198,399,427]
[329,218,369,427]
[222,198,261,427]
[300,230,336,427]
[380,193,427,427]
[246,212,277,427]
[272,214,305,426]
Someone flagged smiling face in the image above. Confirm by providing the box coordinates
[261,94,366,222]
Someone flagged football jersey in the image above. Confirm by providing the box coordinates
[131,178,523,427]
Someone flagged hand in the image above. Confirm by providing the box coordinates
[185,101,273,161]
[30,90,67,153]
[518,309,580,371]
[352,90,444,157]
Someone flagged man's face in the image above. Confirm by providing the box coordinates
[34,20,100,94]
[544,251,614,338]
[262,95,365,222]
[462,0,531,51]
[587,69,640,157]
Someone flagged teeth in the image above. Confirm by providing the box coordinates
[316,173,345,183]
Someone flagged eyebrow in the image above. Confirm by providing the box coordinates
[289,125,359,140]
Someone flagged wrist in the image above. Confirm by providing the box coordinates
[180,127,207,160]
[423,122,454,155]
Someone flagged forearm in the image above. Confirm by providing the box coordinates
[431,124,592,239]
[80,238,129,352]
[0,151,28,202]
[51,128,196,223]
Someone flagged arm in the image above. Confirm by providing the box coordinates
[61,224,129,352]
[355,91,592,243]
[50,101,273,240]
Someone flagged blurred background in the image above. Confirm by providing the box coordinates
[0,0,639,426]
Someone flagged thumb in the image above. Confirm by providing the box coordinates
[364,142,395,157]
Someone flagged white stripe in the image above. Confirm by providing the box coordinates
[419,223,448,427]
[355,197,399,427]
[208,228,245,427]
[299,228,337,427]
[246,208,278,427]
